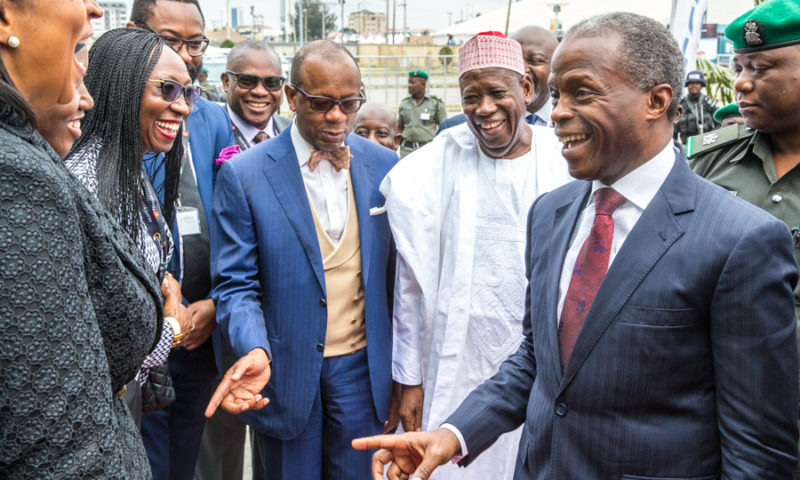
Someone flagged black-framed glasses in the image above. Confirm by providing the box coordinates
[291,85,365,114]
[135,22,209,57]
[148,79,204,106]
[225,71,285,92]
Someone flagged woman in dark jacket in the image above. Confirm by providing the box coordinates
[0,1,158,478]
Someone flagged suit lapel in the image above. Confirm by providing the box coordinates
[263,130,326,291]
[346,136,374,288]
[546,184,591,383]
[559,157,695,389]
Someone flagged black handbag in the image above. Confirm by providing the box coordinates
[141,362,176,416]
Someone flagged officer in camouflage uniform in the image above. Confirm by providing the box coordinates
[398,70,447,158]
[674,70,718,144]
[688,0,800,372]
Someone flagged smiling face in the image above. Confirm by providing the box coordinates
[140,48,192,153]
[512,26,558,114]
[223,48,282,130]
[732,45,800,136]
[286,52,361,151]
[686,81,703,99]
[37,46,94,157]
[460,67,533,159]
[0,0,101,112]
[549,34,653,184]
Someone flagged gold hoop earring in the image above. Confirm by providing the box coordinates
[7,36,19,48]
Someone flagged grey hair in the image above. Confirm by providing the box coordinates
[565,12,684,117]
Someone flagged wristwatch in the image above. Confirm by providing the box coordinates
[164,316,182,347]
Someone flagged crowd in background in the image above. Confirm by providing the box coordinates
[2,0,800,479]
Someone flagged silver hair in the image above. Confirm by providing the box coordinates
[566,12,685,117]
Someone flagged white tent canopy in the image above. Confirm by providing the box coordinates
[432,0,755,45]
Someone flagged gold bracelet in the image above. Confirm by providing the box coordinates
[164,316,182,347]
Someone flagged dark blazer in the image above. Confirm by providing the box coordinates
[447,157,799,479]
[210,129,396,439]
[436,113,466,135]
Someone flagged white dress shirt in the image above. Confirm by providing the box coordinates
[556,141,676,319]
[226,104,278,144]
[291,123,349,243]
[530,101,553,127]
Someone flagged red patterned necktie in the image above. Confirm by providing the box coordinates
[253,131,269,144]
[308,146,352,172]
[559,187,626,369]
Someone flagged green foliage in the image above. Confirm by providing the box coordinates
[439,46,453,69]
[220,39,235,48]
[697,57,735,105]
[292,0,338,41]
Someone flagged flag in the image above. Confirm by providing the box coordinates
[671,0,708,72]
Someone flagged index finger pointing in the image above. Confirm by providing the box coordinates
[352,434,402,451]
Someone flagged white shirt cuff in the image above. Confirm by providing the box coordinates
[440,423,468,463]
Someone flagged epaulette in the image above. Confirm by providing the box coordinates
[430,95,443,102]
[686,124,754,158]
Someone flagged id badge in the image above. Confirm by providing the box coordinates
[177,207,201,236]
[420,112,431,121]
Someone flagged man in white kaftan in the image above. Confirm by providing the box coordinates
[379,31,571,480]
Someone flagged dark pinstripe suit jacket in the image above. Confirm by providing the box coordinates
[210,129,396,439]
[447,156,799,479]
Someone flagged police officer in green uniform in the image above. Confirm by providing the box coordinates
[688,0,800,405]
[713,103,744,128]
[397,70,447,158]
[674,70,718,144]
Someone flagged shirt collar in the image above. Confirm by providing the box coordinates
[590,140,675,211]
[532,102,553,126]
[227,104,276,143]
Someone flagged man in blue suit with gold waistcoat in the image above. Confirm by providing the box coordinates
[209,40,396,480]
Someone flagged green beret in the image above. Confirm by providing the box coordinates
[725,0,800,53]
[408,70,429,80]
[713,103,741,123]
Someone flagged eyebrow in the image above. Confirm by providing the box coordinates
[158,28,205,40]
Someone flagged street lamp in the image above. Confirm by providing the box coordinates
[339,0,345,41]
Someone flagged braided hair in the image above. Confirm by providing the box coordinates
[69,28,183,240]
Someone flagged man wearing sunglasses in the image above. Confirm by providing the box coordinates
[221,40,291,150]
[129,2,237,480]
[209,40,397,480]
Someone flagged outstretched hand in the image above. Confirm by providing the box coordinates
[351,428,460,480]
[205,348,271,417]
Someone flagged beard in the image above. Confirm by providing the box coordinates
[187,59,202,83]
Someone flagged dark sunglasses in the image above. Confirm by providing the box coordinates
[225,71,285,91]
[148,79,204,106]
[291,85,366,114]
[135,22,209,57]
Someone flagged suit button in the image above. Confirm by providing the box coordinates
[772,194,783,204]
[316,343,325,352]
[320,298,327,307]
[555,402,567,417]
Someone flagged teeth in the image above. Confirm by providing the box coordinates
[156,121,179,133]
[558,134,588,144]
[248,102,268,108]
[67,120,81,130]
[480,120,502,129]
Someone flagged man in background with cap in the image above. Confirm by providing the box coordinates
[674,70,718,144]
[713,103,744,128]
[690,8,800,470]
[378,30,570,480]
[398,70,447,158]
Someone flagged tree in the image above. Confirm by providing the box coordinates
[220,39,235,48]
[292,0,338,42]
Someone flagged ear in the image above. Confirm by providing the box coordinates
[0,0,20,48]
[645,83,673,121]
[393,132,402,150]
[520,72,534,106]
[125,21,137,28]
[220,72,230,92]
[285,84,298,112]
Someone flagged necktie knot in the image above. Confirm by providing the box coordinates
[253,131,269,144]
[593,188,625,217]
[308,146,352,172]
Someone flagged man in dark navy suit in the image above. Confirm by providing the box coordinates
[354,12,799,480]
[209,40,396,480]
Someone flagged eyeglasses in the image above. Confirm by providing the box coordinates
[148,79,204,106]
[135,22,210,57]
[291,85,365,114]
[225,71,285,92]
